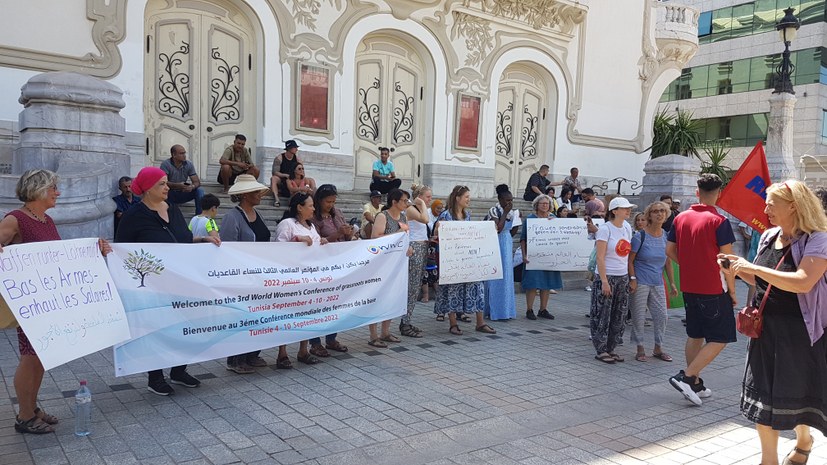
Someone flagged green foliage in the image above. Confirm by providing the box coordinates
[123,249,165,288]
[651,109,703,158]
[699,139,732,184]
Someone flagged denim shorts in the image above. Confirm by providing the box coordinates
[683,292,736,343]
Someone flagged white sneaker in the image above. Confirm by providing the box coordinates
[693,379,712,398]
[669,372,702,406]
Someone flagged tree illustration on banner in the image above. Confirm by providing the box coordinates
[123,249,165,287]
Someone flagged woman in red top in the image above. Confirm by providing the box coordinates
[0,169,111,434]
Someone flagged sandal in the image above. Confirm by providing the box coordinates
[435,314,445,322]
[595,353,616,364]
[475,324,496,334]
[652,352,673,362]
[228,363,255,374]
[14,415,54,434]
[34,407,59,425]
[297,353,320,365]
[783,437,813,465]
[399,324,424,338]
[325,341,348,352]
[368,338,388,348]
[380,334,401,343]
[635,353,647,362]
[449,325,463,336]
[458,314,472,323]
[609,353,625,362]
[309,345,330,358]
[246,356,268,368]
[276,357,293,369]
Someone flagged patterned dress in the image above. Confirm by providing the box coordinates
[434,210,485,315]
[5,210,61,356]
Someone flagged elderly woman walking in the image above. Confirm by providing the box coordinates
[628,201,677,362]
[520,194,563,320]
[720,180,827,465]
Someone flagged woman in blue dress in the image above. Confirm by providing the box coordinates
[434,185,497,335]
[484,184,519,320]
[520,194,563,320]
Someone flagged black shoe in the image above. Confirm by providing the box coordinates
[537,309,555,320]
[147,379,175,396]
[169,371,201,388]
[526,309,537,320]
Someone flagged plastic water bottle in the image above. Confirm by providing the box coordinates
[74,380,91,436]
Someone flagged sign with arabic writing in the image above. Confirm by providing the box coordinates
[0,238,130,370]
[107,233,410,376]
[525,218,603,271]
[438,221,503,285]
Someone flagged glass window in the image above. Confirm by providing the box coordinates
[731,58,752,92]
[711,7,734,42]
[747,113,769,146]
[731,3,755,38]
[793,48,821,85]
[753,0,780,35]
[749,54,780,91]
[688,66,710,98]
[698,11,713,37]
[730,115,750,146]
[711,61,734,95]
[297,63,330,132]
[799,0,826,25]
[822,110,827,143]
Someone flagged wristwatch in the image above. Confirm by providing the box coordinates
[629,276,637,280]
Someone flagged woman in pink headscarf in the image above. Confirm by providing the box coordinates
[116,167,220,396]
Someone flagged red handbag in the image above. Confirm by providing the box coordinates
[736,248,789,339]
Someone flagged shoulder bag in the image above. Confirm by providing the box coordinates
[736,248,789,339]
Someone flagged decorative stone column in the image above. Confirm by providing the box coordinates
[765,92,797,181]
[639,154,702,208]
[0,72,129,239]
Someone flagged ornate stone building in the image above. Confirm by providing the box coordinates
[0,0,697,234]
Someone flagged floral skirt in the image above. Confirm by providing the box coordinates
[434,282,484,315]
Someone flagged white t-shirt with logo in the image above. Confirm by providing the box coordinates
[595,220,633,276]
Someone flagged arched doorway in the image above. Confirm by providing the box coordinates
[353,33,428,189]
[144,0,257,182]
[494,64,555,191]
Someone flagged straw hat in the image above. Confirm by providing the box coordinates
[228,174,269,196]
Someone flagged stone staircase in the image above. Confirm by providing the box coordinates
[175,186,613,291]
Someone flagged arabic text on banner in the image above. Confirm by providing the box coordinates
[438,221,503,285]
[107,233,410,376]
[525,218,604,271]
[0,238,130,370]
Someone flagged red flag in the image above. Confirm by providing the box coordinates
[718,141,771,232]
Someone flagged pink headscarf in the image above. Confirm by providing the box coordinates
[131,167,166,196]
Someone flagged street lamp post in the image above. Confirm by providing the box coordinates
[773,7,800,95]
[766,7,800,180]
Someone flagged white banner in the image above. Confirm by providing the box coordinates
[526,218,603,271]
[107,233,409,376]
[438,221,503,285]
[0,238,130,370]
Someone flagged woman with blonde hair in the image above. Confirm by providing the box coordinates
[720,180,827,465]
[628,201,677,362]
[433,185,495,335]
[401,183,431,337]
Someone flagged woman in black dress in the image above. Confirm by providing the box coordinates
[720,180,827,465]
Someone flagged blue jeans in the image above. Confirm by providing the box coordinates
[310,334,337,346]
[167,187,205,215]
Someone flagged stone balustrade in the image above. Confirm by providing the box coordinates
[655,2,699,45]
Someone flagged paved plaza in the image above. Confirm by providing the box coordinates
[1,282,825,465]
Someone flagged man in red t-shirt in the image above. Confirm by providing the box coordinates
[666,173,737,406]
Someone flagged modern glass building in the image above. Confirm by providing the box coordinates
[659,0,827,183]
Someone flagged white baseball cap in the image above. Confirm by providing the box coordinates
[608,197,637,211]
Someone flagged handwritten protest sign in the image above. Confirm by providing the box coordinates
[525,218,604,271]
[107,233,409,375]
[438,221,503,285]
[0,238,130,369]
